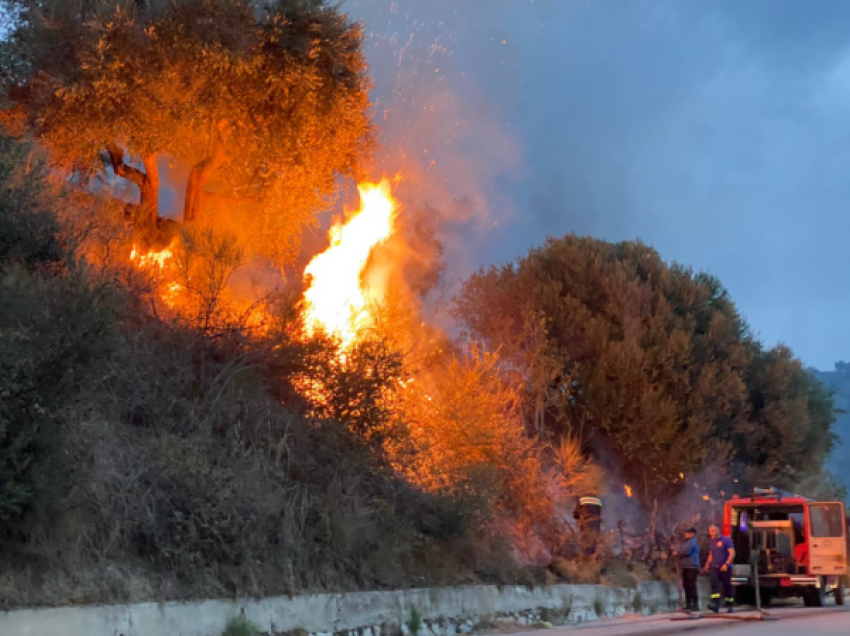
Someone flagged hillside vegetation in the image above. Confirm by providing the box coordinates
[0,129,842,608]
[0,0,843,611]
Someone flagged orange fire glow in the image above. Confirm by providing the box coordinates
[130,244,174,270]
[301,180,398,349]
[129,242,183,308]
[624,485,633,498]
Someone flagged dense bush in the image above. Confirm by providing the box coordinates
[0,136,119,540]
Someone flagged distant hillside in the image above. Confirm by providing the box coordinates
[811,362,850,497]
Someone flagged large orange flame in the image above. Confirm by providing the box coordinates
[301,180,398,349]
[130,241,182,309]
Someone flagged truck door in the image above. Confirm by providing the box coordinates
[807,503,847,577]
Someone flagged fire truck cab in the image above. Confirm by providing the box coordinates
[722,487,848,607]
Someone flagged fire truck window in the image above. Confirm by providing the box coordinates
[809,504,844,538]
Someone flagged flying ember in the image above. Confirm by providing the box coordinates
[624,485,633,498]
[301,180,398,349]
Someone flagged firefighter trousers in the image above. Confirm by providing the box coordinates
[709,567,733,606]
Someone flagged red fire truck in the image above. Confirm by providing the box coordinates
[722,487,848,606]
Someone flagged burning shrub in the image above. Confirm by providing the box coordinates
[293,335,405,442]
[170,226,247,329]
[389,343,601,562]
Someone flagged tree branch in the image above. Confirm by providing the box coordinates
[106,143,147,190]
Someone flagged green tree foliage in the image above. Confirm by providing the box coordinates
[455,235,836,502]
[737,345,837,487]
[812,362,850,500]
[0,133,118,537]
[0,0,374,263]
[0,135,62,268]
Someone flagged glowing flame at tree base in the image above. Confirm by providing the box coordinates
[130,240,183,309]
[301,179,399,349]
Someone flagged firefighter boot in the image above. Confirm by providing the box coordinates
[708,597,720,613]
[726,598,734,614]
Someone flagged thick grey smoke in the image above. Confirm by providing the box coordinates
[342,0,528,291]
[344,0,850,370]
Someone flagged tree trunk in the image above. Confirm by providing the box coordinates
[183,130,227,224]
[107,144,159,229]
[139,154,159,228]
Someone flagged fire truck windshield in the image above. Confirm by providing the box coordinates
[810,504,844,538]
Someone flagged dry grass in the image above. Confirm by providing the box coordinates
[548,558,601,585]
[0,309,536,609]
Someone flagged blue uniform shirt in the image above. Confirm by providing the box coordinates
[709,535,734,568]
[678,537,700,568]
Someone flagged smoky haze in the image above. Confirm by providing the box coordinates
[345,0,850,372]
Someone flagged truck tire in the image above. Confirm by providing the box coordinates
[803,587,815,607]
[811,578,827,607]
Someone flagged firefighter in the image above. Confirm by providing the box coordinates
[573,494,603,557]
[674,526,700,612]
[705,524,736,613]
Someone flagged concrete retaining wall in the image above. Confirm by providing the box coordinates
[0,581,687,636]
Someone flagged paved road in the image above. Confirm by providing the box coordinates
[513,606,850,636]
[662,609,849,635]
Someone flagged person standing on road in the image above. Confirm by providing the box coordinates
[705,524,736,613]
[675,526,701,611]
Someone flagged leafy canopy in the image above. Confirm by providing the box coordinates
[455,234,836,501]
[1,0,375,265]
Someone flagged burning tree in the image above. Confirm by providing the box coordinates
[0,0,374,263]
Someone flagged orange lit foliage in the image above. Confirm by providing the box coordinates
[294,333,404,442]
[389,344,601,555]
[2,0,374,263]
[128,226,269,333]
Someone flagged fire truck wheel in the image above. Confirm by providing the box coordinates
[803,581,827,607]
[810,578,827,607]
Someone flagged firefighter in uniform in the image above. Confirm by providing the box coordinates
[573,494,603,557]
[705,524,736,613]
